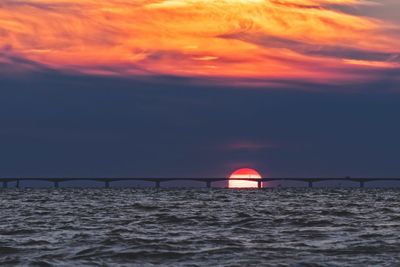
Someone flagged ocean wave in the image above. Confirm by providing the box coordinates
[1,188,400,266]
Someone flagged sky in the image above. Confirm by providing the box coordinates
[0,0,400,179]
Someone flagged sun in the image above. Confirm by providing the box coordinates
[228,168,262,188]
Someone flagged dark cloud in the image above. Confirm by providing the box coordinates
[0,0,76,11]
[223,33,399,63]
[0,50,56,75]
[326,0,400,23]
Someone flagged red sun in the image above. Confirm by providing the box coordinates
[228,168,263,188]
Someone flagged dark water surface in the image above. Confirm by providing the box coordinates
[1,188,400,266]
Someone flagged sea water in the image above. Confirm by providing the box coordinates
[1,188,400,266]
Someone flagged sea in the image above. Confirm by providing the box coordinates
[1,188,400,266]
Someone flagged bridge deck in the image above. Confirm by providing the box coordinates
[1,177,400,188]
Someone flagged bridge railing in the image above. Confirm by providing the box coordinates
[1,177,400,188]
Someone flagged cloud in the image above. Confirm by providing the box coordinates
[227,33,399,63]
[0,47,56,75]
[221,140,277,151]
[0,0,399,88]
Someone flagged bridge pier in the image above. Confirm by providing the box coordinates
[105,181,110,188]
[258,181,262,189]
[2,181,8,188]
[155,181,161,188]
[308,181,313,188]
[206,181,212,188]
[54,181,59,188]
[16,180,20,188]
[360,181,365,188]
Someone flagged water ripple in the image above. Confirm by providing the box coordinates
[1,188,400,266]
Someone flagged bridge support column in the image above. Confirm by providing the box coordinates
[360,181,365,188]
[54,181,59,188]
[308,181,313,188]
[206,181,212,188]
[2,181,8,188]
[155,181,161,189]
[105,181,110,188]
[16,180,20,188]
[258,181,262,189]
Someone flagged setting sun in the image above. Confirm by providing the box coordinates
[229,168,262,188]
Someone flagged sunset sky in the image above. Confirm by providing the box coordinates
[1,0,400,178]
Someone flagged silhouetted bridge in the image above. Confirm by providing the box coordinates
[1,177,400,188]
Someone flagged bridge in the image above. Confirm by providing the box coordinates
[1,177,400,188]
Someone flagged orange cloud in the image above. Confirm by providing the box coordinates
[0,0,399,85]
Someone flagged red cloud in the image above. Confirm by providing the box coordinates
[0,0,399,86]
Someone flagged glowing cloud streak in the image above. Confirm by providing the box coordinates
[0,0,399,85]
